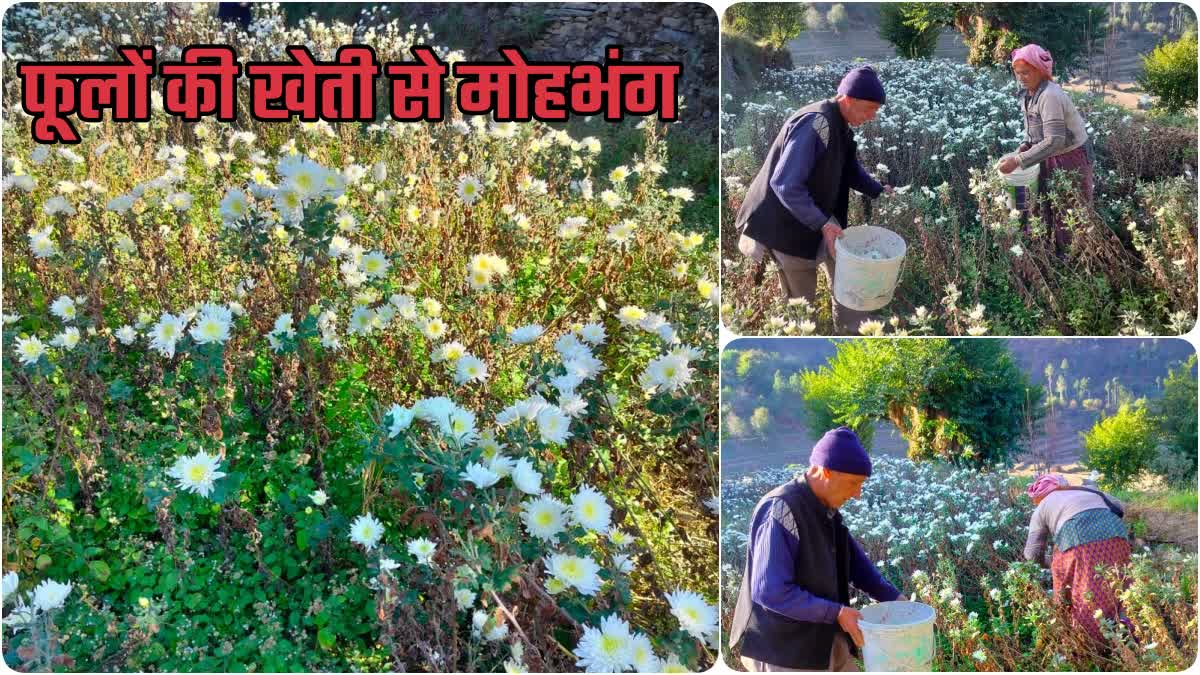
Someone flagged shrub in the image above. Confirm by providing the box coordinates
[750,407,771,436]
[723,3,805,50]
[1083,402,1158,489]
[1137,32,1199,114]
[878,3,939,59]
[1151,355,1198,487]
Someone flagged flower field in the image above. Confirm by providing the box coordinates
[721,457,1198,671]
[1,4,718,672]
[721,58,1197,336]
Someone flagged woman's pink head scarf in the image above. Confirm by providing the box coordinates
[1011,44,1054,80]
[1028,473,1067,501]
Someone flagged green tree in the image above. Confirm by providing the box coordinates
[804,4,826,31]
[799,339,1040,466]
[1151,355,1198,486]
[826,4,848,33]
[1083,402,1157,489]
[878,2,941,58]
[750,407,772,436]
[725,412,749,439]
[893,3,1107,76]
[1137,32,1199,114]
[724,3,806,50]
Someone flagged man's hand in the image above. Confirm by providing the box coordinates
[996,156,1020,174]
[896,594,909,602]
[837,606,865,648]
[822,220,843,260]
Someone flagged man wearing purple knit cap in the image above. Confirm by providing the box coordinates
[736,66,894,334]
[730,427,902,671]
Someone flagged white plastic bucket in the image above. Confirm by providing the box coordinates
[1000,161,1039,212]
[833,226,906,312]
[859,601,937,672]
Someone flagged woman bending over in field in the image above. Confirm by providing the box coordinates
[1023,473,1132,644]
[996,44,1094,256]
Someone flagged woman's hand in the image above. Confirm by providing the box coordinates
[997,156,1021,174]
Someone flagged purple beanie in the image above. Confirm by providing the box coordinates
[809,427,872,476]
[837,66,886,105]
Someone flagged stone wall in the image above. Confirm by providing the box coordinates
[523,3,719,135]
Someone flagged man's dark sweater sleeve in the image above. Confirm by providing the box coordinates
[848,157,884,198]
[848,534,901,601]
[768,115,832,231]
[748,498,842,624]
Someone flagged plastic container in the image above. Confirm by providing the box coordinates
[859,601,937,672]
[832,226,907,312]
[1000,160,1039,212]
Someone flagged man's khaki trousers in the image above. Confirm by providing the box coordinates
[739,234,873,335]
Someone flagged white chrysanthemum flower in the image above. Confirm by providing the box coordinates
[630,632,661,673]
[454,587,476,610]
[609,165,630,183]
[1,572,17,604]
[421,317,447,341]
[522,495,568,541]
[310,490,328,506]
[421,298,443,318]
[666,589,718,642]
[361,251,390,279]
[190,305,233,345]
[457,175,483,205]
[460,462,500,488]
[455,354,488,384]
[31,579,72,612]
[349,513,384,551]
[613,553,635,574]
[667,187,695,201]
[115,325,138,345]
[167,451,226,498]
[546,553,603,596]
[511,458,543,495]
[639,353,693,394]
[348,306,376,335]
[617,306,646,326]
[14,336,47,367]
[558,216,588,240]
[166,191,193,211]
[576,322,607,345]
[431,341,466,364]
[387,404,415,438]
[328,235,352,259]
[27,226,60,259]
[536,405,572,445]
[488,453,516,479]
[660,657,691,673]
[559,392,588,418]
[571,484,612,533]
[609,529,634,548]
[149,313,187,358]
[509,324,544,345]
[50,295,77,322]
[574,614,634,672]
[51,327,81,351]
[43,195,76,216]
[219,188,249,223]
[407,537,437,565]
[606,219,637,245]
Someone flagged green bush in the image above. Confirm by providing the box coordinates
[723,2,805,50]
[1151,355,1198,487]
[878,3,940,59]
[1138,32,1199,114]
[1083,402,1158,489]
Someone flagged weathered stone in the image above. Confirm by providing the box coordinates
[654,28,694,43]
